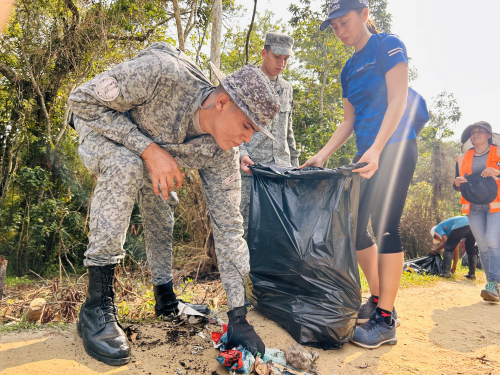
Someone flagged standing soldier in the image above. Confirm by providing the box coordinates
[239,32,300,238]
[68,42,280,365]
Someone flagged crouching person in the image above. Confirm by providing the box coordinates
[430,216,476,278]
[68,42,280,365]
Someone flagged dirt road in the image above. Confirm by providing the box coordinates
[1,280,499,375]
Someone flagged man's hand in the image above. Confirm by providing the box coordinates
[241,155,254,176]
[142,143,184,198]
[430,249,437,255]
[353,147,381,179]
[455,176,467,187]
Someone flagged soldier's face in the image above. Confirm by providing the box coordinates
[213,94,256,151]
[261,49,289,77]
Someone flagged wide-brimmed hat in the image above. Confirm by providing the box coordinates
[460,172,498,205]
[461,121,493,144]
[210,62,279,142]
[320,0,369,32]
[264,32,294,56]
[462,130,500,153]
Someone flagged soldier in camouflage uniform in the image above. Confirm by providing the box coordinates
[69,42,280,365]
[239,32,300,239]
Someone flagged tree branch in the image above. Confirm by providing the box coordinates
[108,15,176,42]
[196,0,214,65]
[21,51,53,148]
[63,0,79,23]
[172,0,185,51]
[183,0,198,41]
[0,61,22,84]
[245,0,257,65]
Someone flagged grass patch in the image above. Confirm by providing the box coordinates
[4,276,38,287]
[0,315,74,334]
[359,261,486,293]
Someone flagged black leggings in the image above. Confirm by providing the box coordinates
[353,138,418,254]
[444,226,476,255]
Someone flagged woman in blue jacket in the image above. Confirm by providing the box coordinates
[302,0,426,349]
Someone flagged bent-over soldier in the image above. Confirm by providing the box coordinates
[69,42,280,365]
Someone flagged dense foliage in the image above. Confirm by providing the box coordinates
[0,0,463,277]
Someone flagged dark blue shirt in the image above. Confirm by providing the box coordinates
[341,33,416,155]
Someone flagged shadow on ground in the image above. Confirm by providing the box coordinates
[430,300,500,353]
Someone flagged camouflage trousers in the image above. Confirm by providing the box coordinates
[239,175,253,241]
[78,130,249,308]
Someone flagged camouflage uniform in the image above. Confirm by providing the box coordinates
[239,32,300,238]
[69,42,280,309]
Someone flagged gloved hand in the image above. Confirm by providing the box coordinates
[226,306,265,357]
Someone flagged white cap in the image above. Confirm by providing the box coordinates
[430,226,437,238]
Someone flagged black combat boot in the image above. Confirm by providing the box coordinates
[153,280,210,317]
[440,251,452,278]
[77,265,131,366]
[464,255,477,280]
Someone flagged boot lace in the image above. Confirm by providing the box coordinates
[100,271,118,323]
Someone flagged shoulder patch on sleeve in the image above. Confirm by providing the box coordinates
[95,77,120,102]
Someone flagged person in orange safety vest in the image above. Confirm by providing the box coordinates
[455,121,500,302]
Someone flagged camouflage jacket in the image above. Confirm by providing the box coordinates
[238,75,300,168]
[69,42,214,155]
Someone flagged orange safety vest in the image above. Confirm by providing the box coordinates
[457,145,500,214]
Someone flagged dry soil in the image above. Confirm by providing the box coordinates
[1,280,499,375]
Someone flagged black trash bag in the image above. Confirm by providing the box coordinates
[245,163,363,350]
[403,253,443,275]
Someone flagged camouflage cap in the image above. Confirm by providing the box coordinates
[264,32,294,56]
[210,62,280,142]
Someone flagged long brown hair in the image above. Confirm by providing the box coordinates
[356,8,380,34]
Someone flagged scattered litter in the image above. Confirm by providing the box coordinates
[198,331,206,339]
[188,315,204,324]
[192,345,205,355]
[284,344,319,371]
[124,325,140,343]
[176,368,183,375]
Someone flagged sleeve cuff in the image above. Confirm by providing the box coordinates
[238,145,248,160]
[123,128,154,156]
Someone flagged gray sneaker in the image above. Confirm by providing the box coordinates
[481,282,500,302]
[351,311,397,349]
[357,296,400,327]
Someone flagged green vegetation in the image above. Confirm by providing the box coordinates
[360,262,486,294]
[0,0,463,281]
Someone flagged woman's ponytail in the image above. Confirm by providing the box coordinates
[365,17,380,34]
[355,8,380,34]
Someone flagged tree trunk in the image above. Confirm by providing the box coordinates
[26,298,46,323]
[0,256,7,301]
[210,0,223,86]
